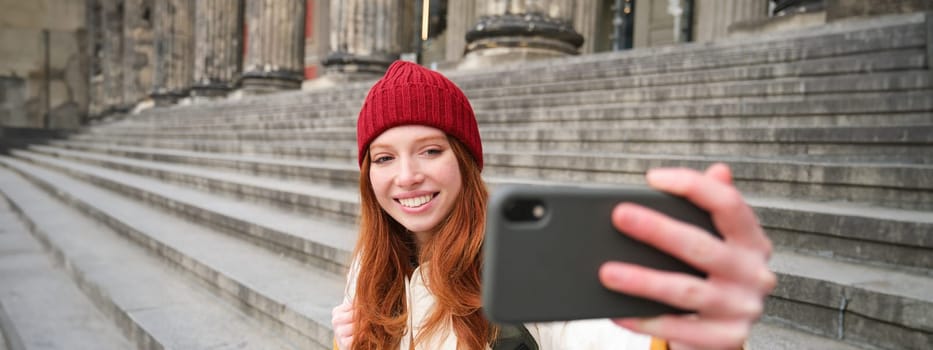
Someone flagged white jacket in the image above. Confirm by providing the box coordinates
[346,264,653,350]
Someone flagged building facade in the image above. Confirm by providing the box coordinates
[2,0,930,127]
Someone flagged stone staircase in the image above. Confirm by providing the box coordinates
[1,12,931,350]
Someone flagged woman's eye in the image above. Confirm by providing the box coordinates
[373,155,394,164]
[424,148,443,156]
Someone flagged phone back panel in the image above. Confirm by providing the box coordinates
[482,184,720,323]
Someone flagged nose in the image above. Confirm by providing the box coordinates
[395,157,425,188]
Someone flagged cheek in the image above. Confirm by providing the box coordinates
[440,160,463,193]
[369,171,393,204]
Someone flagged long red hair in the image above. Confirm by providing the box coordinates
[352,136,491,349]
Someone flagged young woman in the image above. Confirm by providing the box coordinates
[332,61,775,350]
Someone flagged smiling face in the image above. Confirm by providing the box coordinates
[367,125,463,242]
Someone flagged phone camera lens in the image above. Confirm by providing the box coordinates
[532,205,545,219]
[504,199,547,222]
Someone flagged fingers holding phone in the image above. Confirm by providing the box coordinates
[647,163,773,262]
[644,163,775,293]
[602,163,777,349]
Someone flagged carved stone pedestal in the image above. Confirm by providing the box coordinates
[460,0,582,69]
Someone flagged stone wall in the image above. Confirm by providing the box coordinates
[0,0,88,129]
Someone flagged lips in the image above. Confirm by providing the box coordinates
[397,193,437,208]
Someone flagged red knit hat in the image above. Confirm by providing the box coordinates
[357,60,483,169]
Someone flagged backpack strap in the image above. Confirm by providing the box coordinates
[493,324,539,350]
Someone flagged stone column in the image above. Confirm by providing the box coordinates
[123,0,155,106]
[151,0,195,104]
[573,1,599,54]
[445,0,477,62]
[241,0,305,92]
[693,0,769,42]
[322,0,412,81]
[101,0,126,111]
[460,0,583,69]
[304,0,330,81]
[191,0,243,97]
[87,0,105,118]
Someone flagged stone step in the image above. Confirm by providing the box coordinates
[108,108,933,135]
[50,140,360,187]
[767,249,933,350]
[46,140,933,211]
[449,13,928,88]
[66,136,357,162]
[63,132,933,177]
[207,83,368,110]
[463,52,929,101]
[80,128,359,143]
[105,65,932,133]
[112,115,358,134]
[746,197,933,276]
[482,151,933,210]
[87,122,933,148]
[0,162,323,350]
[749,319,864,350]
[117,100,362,127]
[477,112,933,130]
[22,145,933,273]
[0,199,133,350]
[12,148,359,227]
[106,89,933,135]
[114,49,928,129]
[5,152,923,350]
[474,91,933,128]
[0,156,344,349]
[108,106,359,132]
[113,66,933,132]
[478,125,933,161]
[15,147,357,272]
[467,70,932,111]
[74,123,933,163]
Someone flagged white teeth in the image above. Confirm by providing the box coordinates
[399,194,434,208]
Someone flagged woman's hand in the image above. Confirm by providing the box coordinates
[332,300,355,350]
[598,163,777,350]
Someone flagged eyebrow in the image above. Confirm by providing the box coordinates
[369,135,447,151]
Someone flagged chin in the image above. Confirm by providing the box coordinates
[398,218,441,235]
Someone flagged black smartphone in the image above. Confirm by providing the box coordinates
[482,183,722,323]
